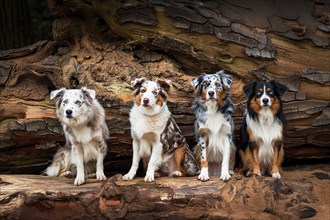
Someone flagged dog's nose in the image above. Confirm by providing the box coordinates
[208,91,215,97]
[143,98,149,105]
[66,109,73,116]
[262,98,269,104]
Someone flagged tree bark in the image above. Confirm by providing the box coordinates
[1,166,330,219]
[0,0,329,174]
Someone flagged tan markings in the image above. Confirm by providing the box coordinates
[239,148,253,174]
[270,96,280,115]
[174,146,186,176]
[155,94,164,106]
[250,97,261,113]
[135,93,142,106]
[201,88,207,100]
[266,87,271,92]
[251,143,261,175]
[216,90,225,106]
[258,88,263,92]
[271,140,284,174]
[198,128,209,137]
[201,159,208,168]
[247,127,255,141]
[194,145,201,160]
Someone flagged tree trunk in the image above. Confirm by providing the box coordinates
[0,0,329,174]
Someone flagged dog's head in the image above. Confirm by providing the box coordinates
[191,70,232,101]
[130,77,171,115]
[243,80,287,111]
[50,87,96,126]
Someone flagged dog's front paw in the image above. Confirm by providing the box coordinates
[272,172,281,179]
[144,174,155,182]
[74,177,85,186]
[123,172,135,180]
[220,172,231,181]
[172,171,182,177]
[62,171,72,178]
[96,172,107,181]
[198,168,209,181]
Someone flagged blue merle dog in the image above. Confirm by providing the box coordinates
[191,70,236,181]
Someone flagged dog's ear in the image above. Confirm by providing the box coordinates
[191,74,205,94]
[81,87,96,99]
[270,80,287,97]
[130,77,146,95]
[243,82,256,97]
[50,88,66,100]
[217,70,232,90]
[157,79,171,94]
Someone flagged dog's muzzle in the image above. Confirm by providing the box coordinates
[261,98,270,107]
[65,109,73,118]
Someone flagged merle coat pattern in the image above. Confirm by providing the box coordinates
[123,78,199,182]
[191,70,235,181]
[45,87,109,185]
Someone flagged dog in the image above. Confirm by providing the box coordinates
[238,80,287,179]
[123,78,199,182]
[45,87,109,185]
[43,144,97,178]
[191,70,236,181]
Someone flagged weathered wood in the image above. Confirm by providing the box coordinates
[0,0,329,174]
[1,165,329,219]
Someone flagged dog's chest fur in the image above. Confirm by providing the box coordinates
[65,125,102,161]
[130,105,171,139]
[247,108,283,163]
[198,101,231,162]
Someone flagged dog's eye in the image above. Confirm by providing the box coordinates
[203,81,210,87]
[75,100,82,105]
[152,91,158,95]
[269,91,274,95]
[215,82,221,88]
[63,100,68,104]
[140,88,146,93]
[256,92,262,96]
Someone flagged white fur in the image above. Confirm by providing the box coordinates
[49,88,108,186]
[123,101,171,182]
[246,108,283,167]
[198,100,232,181]
[260,85,272,106]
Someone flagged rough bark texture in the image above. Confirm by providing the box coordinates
[0,0,329,175]
[1,165,329,219]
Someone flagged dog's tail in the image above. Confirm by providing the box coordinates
[43,146,71,177]
[184,148,200,176]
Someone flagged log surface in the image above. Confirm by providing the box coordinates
[0,165,329,219]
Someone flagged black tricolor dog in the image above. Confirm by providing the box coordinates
[238,80,287,179]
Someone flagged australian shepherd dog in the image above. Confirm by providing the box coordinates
[123,78,199,182]
[191,70,236,181]
[45,87,109,185]
[238,81,287,179]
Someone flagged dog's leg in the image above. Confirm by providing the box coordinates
[271,140,284,179]
[123,139,140,180]
[220,135,231,181]
[250,142,261,176]
[96,140,107,181]
[197,132,209,181]
[229,144,236,175]
[172,147,186,177]
[73,144,85,186]
[144,142,162,182]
